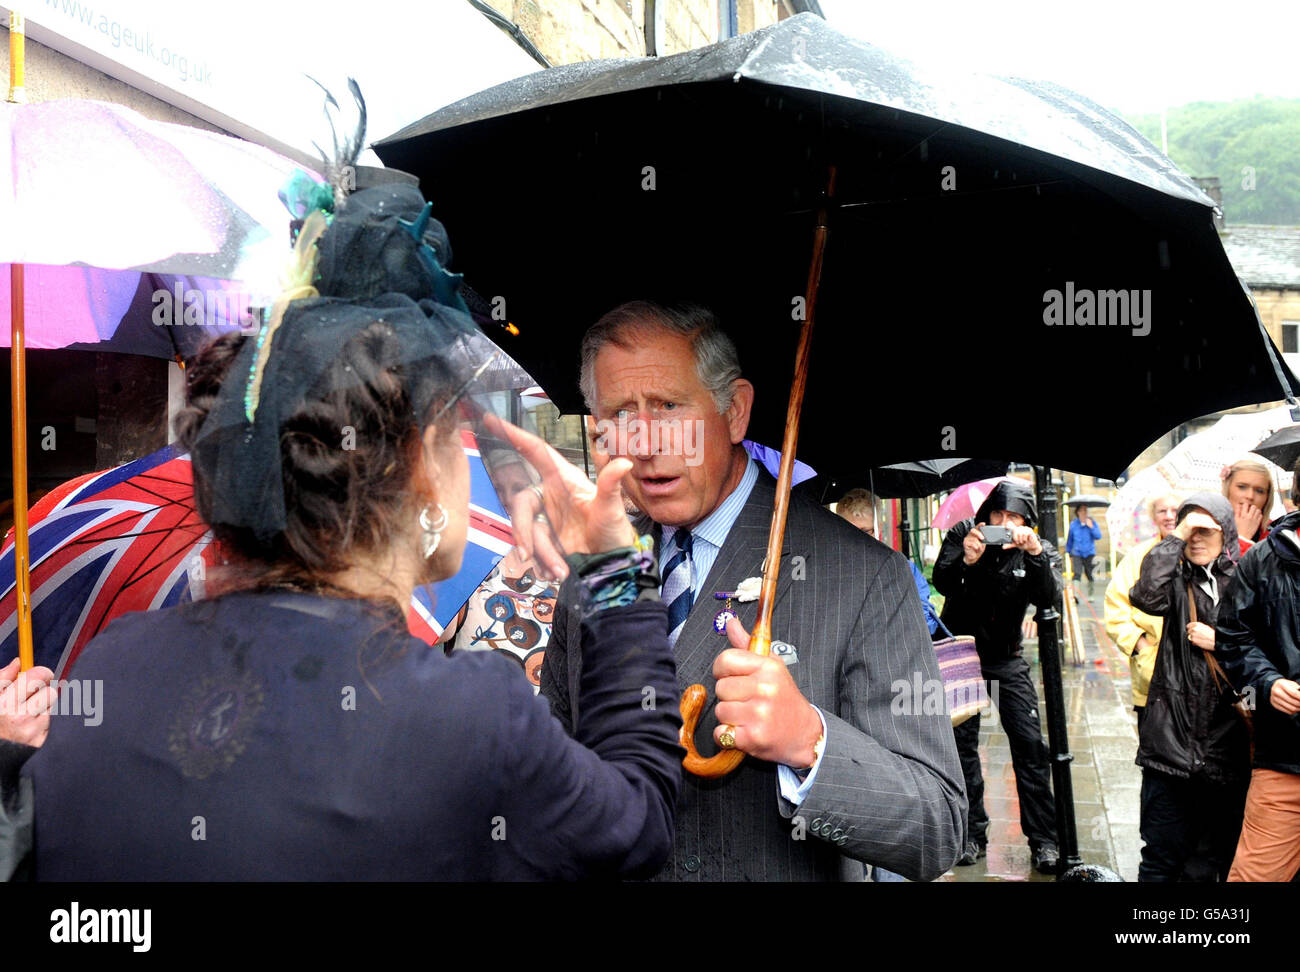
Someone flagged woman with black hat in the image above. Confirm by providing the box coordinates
[1,177,683,880]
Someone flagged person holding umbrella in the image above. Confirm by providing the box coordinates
[542,299,966,882]
[931,479,1062,873]
[0,659,55,747]
[1066,504,1104,596]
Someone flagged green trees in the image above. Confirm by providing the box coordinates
[1128,97,1300,225]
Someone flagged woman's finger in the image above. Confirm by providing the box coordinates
[506,486,543,561]
[487,415,578,505]
[492,418,611,551]
[588,459,636,548]
[593,457,632,507]
[530,522,568,582]
[487,415,638,559]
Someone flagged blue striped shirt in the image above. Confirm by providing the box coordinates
[656,458,823,801]
[658,458,759,593]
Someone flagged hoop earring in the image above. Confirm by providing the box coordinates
[419,503,448,559]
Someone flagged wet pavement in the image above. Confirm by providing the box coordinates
[940,573,1143,882]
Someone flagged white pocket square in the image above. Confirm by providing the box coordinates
[770,640,798,665]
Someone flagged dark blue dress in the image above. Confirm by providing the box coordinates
[26,590,681,880]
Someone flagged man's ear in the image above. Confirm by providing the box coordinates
[725,379,755,445]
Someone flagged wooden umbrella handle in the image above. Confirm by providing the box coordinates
[679,166,836,778]
[679,685,747,778]
[679,626,772,778]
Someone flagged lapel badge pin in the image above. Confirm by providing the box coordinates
[712,591,737,633]
[712,577,762,634]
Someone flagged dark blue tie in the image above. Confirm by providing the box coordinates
[661,530,694,646]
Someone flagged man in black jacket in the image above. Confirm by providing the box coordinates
[932,479,1061,873]
[1217,473,1300,882]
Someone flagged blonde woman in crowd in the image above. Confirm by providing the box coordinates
[1222,457,1275,552]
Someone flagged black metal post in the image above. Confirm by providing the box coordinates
[898,500,910,560]
[1034,466,1082,875]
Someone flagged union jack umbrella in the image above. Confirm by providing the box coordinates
[0,433,514,677]
[408,430,515,644]
[0,444,208,678]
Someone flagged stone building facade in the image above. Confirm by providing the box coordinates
[481,0,790,63]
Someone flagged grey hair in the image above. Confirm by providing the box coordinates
[579,301,742,414]
[1146,492,1181,521]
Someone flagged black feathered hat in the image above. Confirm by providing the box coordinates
[190,85,487,546]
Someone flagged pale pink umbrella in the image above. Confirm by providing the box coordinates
[1,98,319,351]
[0,99,309,278]
[931,476,1022,531]
[2,91,315,666]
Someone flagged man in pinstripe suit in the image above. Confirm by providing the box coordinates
[540,301,966,881]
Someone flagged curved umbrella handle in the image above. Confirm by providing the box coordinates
[678,622,772,778]
[679,684,747,778]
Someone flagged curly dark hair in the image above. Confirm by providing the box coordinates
[174,325,460,602]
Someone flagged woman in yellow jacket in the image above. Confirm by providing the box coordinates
[1105,493,1180,730]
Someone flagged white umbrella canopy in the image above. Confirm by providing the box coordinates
[0,98,313,284]
[3,94,316,668]
[1107,405,1293,557]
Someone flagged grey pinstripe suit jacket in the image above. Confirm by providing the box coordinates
[541,471,967,881]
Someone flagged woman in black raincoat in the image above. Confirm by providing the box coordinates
[1129,492,1251,881]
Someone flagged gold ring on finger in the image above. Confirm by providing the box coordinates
[718,725,737,750]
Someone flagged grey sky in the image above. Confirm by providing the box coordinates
[819,0,1300,116]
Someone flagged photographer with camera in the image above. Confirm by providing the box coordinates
[932,479,1063,873]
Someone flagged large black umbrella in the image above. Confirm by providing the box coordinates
[376,13,1296,482]
[1253,424,1300,472]
[826,458,1011,564]
[376,12,1296,876]
[847,458,1011,500]
[1064,493,1111,508]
